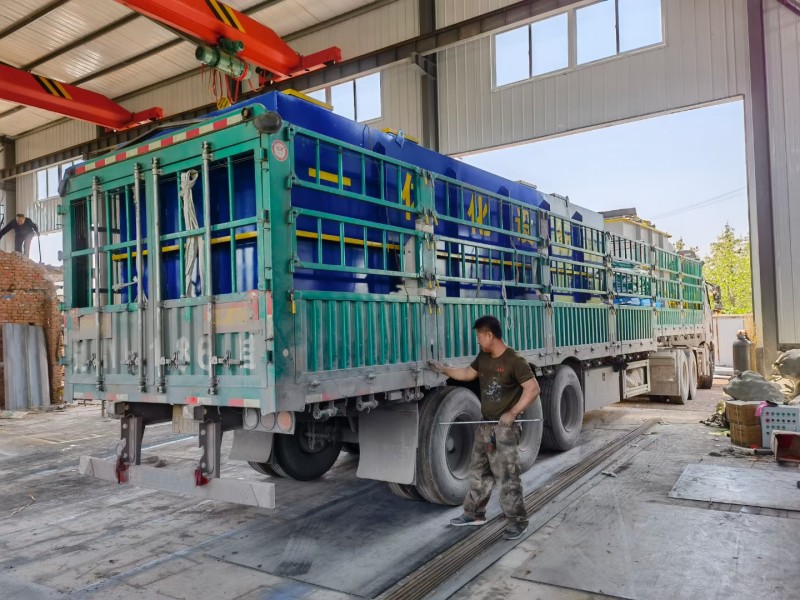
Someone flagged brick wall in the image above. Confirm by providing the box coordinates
[0,251,62,408]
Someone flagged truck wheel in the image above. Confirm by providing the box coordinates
[248,460,282,477]
[685,350,698,399]
[387,482,425,501]
[518,400,544,472]
[669,351,689,405]
[271,422,343,481]
[541,365,584,451]
[415,386,482,506]
[698,352,715,389]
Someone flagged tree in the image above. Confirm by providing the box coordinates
[675,237,699,254]
[702,224,752,314]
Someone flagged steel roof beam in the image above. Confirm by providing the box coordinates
[114,0,340,80]
[0,0,296,121]
[0,64,163,131]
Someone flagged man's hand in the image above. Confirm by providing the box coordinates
[498,412,517,427]
[428,360,446,373]
[427,361,479,382]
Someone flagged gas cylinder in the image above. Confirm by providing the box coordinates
[732,331,752,373]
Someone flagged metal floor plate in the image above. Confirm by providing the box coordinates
[513,497,800,600]
[206,482,471,598]
[669,463,800,511]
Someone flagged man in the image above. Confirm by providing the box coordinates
[431,315,540,541]
[0,214,39,257]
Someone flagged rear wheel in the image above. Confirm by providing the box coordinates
[518,400,544,472]
[387,482,425,501]
[685,350,698,400]
[669,351,689,405]
[248,460,282,477]
[271,421,342,481]
[541,365,584,451]
[415,387,482,506]
[698,351,715,389]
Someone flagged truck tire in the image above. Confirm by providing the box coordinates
[518,400,544,472]
[387,482,425,501]
[685,349,698,400]
[271,422,343,481]
[698,352,715,389]
[248,460,282,478]
[415,386,482,506]
[540,365,584,451]
[669,351,689,405]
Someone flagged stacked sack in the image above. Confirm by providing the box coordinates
[723,350,800,405]
[770,349,800,404]
[724,371,786,403]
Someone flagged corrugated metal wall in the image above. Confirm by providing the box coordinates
[764,1,800,346]
[437,0,751,155]
[435,0,522,28]
[121,71,210,117]
[16,120,95,164]
[368,63,424,140]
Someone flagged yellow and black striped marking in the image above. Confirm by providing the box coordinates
[33,75,71,100]
[205,0,245,32]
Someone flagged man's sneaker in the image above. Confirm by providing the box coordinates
[502,522,528,540]
[449,513,486,527]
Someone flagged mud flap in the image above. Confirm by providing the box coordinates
[356,402,418,485]
[229,429,273,462]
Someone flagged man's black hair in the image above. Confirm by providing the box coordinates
[473,315,502,340]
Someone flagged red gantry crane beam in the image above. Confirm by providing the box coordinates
[0,63,163,131]
[115,0,341,81]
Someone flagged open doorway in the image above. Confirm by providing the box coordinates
[461,100,750,368]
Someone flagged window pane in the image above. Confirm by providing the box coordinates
[531,13,569,76]
[619,0,662,52]
[355,73,382,121]
[37,170,48,201]
[577,1,617,65]
[47,166,59,197]
[305,89,327,103]
[495,25,530,86]
[330,81,355,120]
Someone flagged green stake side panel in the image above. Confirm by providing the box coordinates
[61,102,702,412]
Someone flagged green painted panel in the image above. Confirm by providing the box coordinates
[657,309,683,327]
[297,293,424,373]
[617,306,654,341]
[554,304,609,347]
[440,299,545,361]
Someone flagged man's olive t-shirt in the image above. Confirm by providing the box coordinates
[470,348,534,419]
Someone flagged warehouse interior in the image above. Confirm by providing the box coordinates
[1,1,799,599]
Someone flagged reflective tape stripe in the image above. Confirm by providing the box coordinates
[73,113,243,175]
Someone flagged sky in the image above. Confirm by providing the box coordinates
[461,100,749,258]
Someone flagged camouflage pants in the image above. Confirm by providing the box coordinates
[462,423,527,525]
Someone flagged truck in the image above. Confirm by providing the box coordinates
[66,90,715,508]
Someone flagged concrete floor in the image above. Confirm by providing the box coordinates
[0,381,797,599]
[455,383,800,600]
